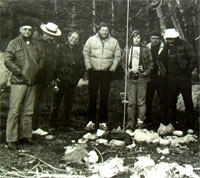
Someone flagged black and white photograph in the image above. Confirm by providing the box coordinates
[0,0,199,177]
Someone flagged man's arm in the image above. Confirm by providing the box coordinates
[185,42,197,74]
[4,41,22,77]
[83,38,92,70]
[110,40,121,72]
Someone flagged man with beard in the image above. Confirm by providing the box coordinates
[5,21,42,150]
[83,22,121,130]
[32,22,61,136]
[160,28,197,133]
[145,31,169,128]
[48,31,85,132]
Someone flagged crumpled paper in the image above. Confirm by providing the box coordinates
[134,129,159,143]
[89,157,127,178]
[130,156,199,178]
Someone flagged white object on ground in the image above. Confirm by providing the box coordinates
[45,135,54,140]
[96,129,106,137]
[89,157,126,178]
[156,147,170,155]
[96,138,108,145]
[109,139,125,146]
[84,121,95,131]
[83,150,99,164]
[83,133,98,140]
[173,130,183,136]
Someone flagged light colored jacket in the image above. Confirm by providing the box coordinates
[83,33,121,71]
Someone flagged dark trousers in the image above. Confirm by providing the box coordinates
[88,70,112,124]
[168,75,194,129]
[49,81,75,128]
[32,84,46,129]
[146,77,168,125]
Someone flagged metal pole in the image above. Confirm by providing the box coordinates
[123,0,130,132]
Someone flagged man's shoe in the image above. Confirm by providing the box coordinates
[23,138,36,145]
[84,121,95,131]
[8,142,18,150]
[32,128,48,136]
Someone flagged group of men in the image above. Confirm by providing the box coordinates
[4,20,197,150]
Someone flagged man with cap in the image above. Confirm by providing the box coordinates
[4,21,42,150]
[32,22,62,136]
[145,31,169,128]
[123,30,153,130]
[160,28,197,133]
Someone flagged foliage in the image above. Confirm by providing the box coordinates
[0,0,199,50]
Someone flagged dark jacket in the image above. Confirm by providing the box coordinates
[38,40,58,85]
[56,43,85,86]
[159,38,197,77]
[123,44,153,81]
[4,35,42,85]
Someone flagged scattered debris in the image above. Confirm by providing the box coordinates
[157,123,174,136]
[156,147,170,155]
[130,156,199,178]
[134,129,159,143]
[88,157,128,178]
[63,144,88,164]
[45,135,54,140]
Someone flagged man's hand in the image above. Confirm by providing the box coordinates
[110,66,116,72]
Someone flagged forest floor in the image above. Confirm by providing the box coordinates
[0,80,199,178]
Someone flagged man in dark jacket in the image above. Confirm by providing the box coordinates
[4,22,42,150]
[145,31,168,127]
[49,31,85,131]
[32,22,61,136]
[160,28,197,133]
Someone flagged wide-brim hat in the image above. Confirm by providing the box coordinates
[164,28,179,39]
[40,22,61,36]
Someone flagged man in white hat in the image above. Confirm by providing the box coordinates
[5,21,42,150]
[32,22,61,136]
[159,28,197,133]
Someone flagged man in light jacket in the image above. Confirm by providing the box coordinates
[83,22,121,130]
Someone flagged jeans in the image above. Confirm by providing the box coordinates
[127,80,147,128]
[49,81,75,128]
[6,84,36,142]
[146,77,168,125]
[88,70,112,124]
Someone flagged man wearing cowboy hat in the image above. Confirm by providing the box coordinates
[4,21,42,150]
[159,28,197,133]
[32,22,61,136]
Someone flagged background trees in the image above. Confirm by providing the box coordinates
[0,0,199,68]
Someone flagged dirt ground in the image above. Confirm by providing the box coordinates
[0,81,199,177]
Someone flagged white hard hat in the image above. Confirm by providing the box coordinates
[164,28,179,39]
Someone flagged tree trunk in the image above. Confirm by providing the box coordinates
[167,0,185,40]
[156,6,166,33]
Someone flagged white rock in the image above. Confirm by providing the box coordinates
[173,130,183,136]
[109,139,125,146]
